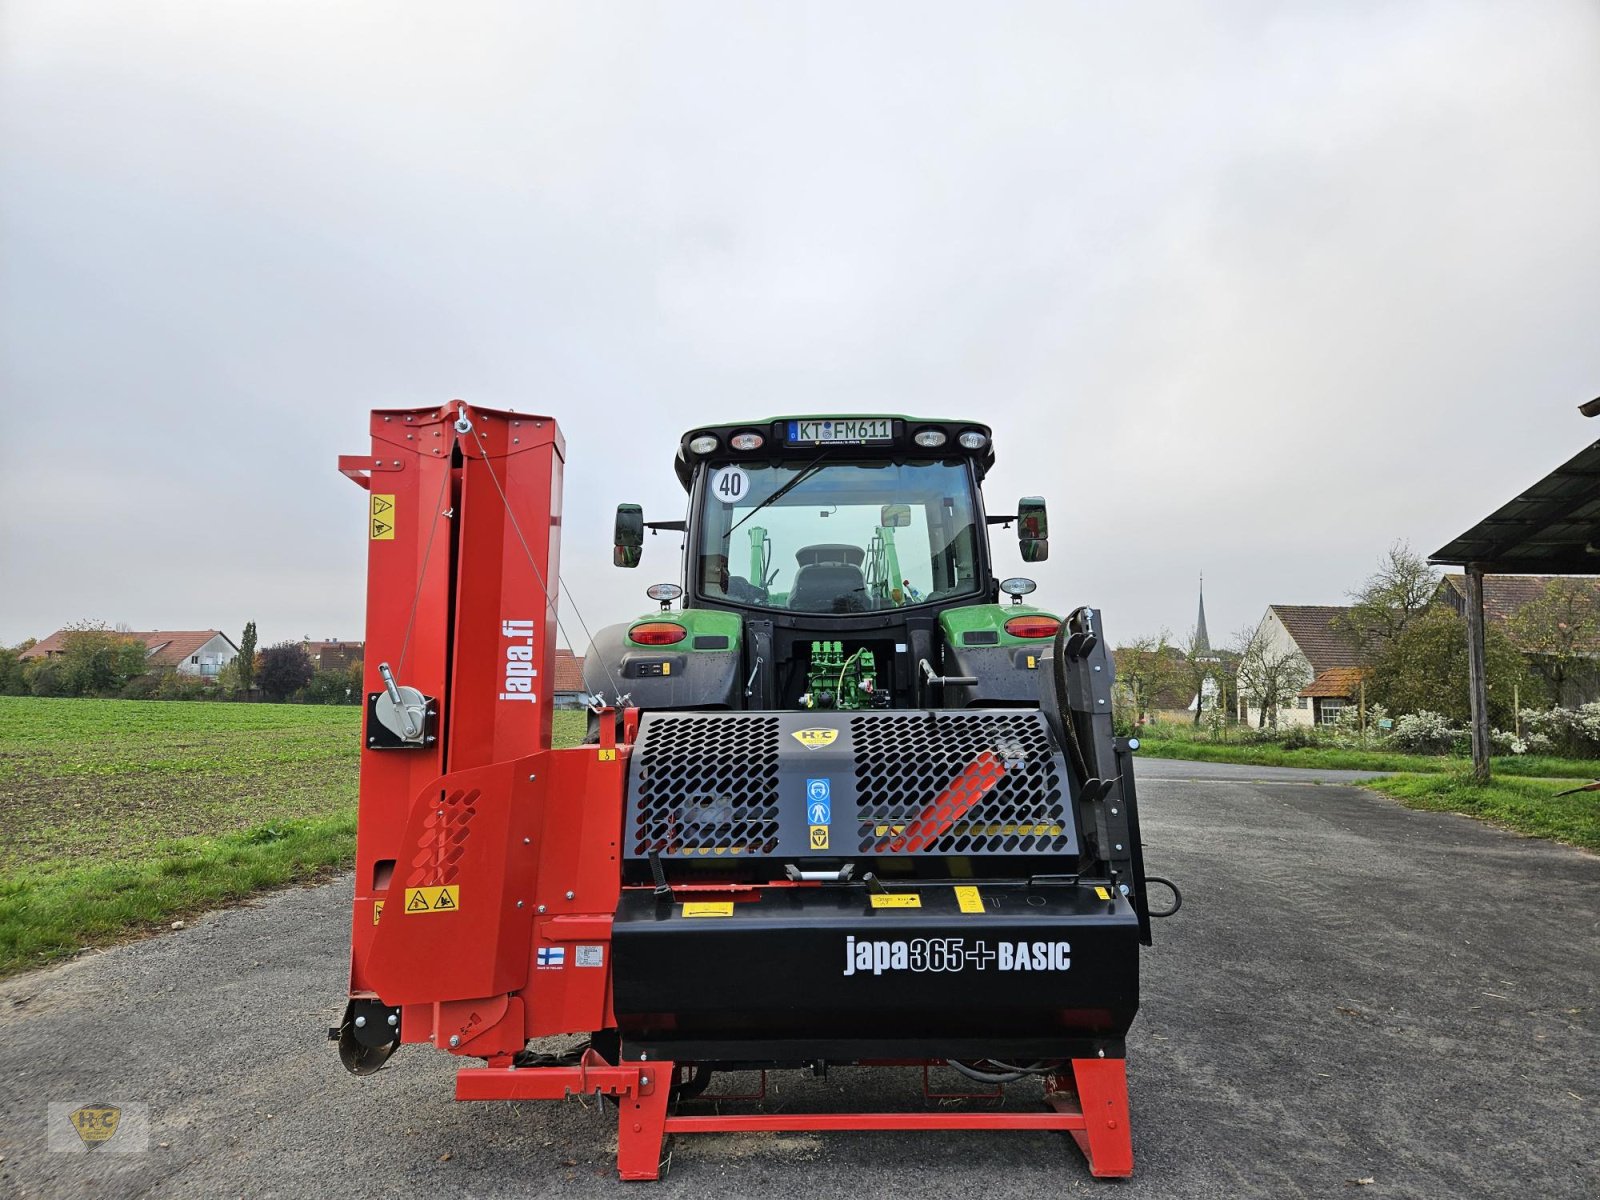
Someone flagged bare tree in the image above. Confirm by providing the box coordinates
[1344,541,1439,657]
[1232,622,1312,728]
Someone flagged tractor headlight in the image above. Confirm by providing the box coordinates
[913,429,947,448]
[958,430,988,450]
[688,434,719,455]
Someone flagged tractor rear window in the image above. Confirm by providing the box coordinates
[696,460,982,613]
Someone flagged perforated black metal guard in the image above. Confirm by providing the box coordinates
[851,712,1071,855]
[624,709,1077,863]
[628,714,782,858]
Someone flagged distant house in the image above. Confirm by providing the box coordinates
[554,649,587,708]
[21,629,239,679]
[1436,574,1600,704]
[1240,605,1365,727]
[301,639,365,672]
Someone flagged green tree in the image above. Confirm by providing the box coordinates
[58,623,148,696]
[303,665,362,704]
[214,657,245,698]
[1507,579,1600,704]
[26,656,66,697]
[0,646,28,695]
[237,621,257,692]
[257,641,314,701]
[1112,631,1182,725]
[1365,606,1537,726]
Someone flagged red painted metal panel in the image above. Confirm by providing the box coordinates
[664,1112,1086,1132]
[1059,1058,1133,1178]
[346,402,564,1001]
[362,757,543,1004]
[456,1052,648,1102]
[348,407,456,994]
[447,409,563,770]
[520,744,627,1038]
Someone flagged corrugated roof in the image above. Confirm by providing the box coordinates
[1269,605,1362,675]
[1432,438,1600,572]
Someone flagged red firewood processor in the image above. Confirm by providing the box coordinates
[331,402,1178,1179]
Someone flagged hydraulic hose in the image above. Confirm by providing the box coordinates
[1145,875,1182,918]
[946,1059,1060,1085]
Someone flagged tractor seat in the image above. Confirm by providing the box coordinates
[788,563,867,612]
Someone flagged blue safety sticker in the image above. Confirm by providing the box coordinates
[806,778,831,825]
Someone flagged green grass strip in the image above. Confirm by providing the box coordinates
[1364,773,1600,852]
[0,811,356,978]
[1135,737,1599,778]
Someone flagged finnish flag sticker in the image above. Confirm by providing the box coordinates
[536,946,566,969]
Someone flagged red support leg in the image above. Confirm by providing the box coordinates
[616,1062,674,1181]
[1058,1057,1133,1178]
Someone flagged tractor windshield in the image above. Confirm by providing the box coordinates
[696,459,982,613]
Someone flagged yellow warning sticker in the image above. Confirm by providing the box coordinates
[662,662,672,676]
[792,728,839,749]
[808,825,830,850]
[1094,885,1112,901]
[370,494,396,540]
[870,893,922,909]
[372,900,385,925]
[1026,655,1037,669]
[682,901,734,917]
[404,885,460,914]
[954,886,985,914]
[597,748,617,761]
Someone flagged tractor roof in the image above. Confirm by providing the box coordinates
[672,416,996,490]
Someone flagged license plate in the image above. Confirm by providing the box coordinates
[786,417,894,445]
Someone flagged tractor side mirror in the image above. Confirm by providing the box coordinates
[1018,496,1048,562]
[879,503,912,529]
[614,504,644,568]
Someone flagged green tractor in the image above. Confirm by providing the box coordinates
[582,416,1156,1179]
[584,416,1056,717]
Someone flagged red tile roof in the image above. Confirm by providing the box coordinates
[1269,605,1363,675]
[554,649,586,693]
[1437,574,1600,650]
[1300,666,1368,699]
[20,629,235,666]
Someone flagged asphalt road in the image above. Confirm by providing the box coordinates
[1134,756,1389,784]
[3,763,1596,1200]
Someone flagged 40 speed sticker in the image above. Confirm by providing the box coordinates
[843,935,1069,977]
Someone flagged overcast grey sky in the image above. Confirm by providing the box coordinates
[3,1,1598,653]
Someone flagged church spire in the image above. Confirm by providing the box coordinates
[1196,573,1211,654]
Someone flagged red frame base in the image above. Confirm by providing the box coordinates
[457,1054,1132,1181]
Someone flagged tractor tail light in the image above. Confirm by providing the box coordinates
[1004,615,1060,639]
[630,622,688,645]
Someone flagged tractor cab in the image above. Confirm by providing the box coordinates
[592,417,1053,713]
